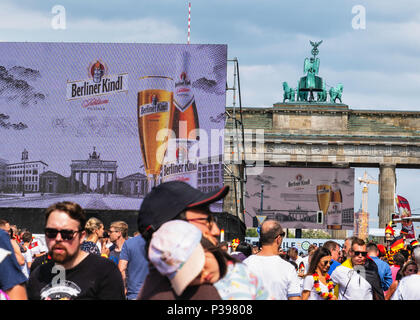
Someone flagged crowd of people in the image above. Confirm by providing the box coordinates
[0,181,419,300]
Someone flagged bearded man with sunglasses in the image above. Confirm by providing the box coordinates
[330,237,384,300]
[27,201,125,300]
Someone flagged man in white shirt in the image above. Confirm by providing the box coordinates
[331,237,383,300]
[392,246,420,300]
[243,220,301,300]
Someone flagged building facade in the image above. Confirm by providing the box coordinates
[5,161,49,193]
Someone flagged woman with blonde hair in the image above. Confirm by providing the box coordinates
[80,217,104,255]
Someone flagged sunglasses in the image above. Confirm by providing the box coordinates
[187,215,216,225]
[353,251,368,257]
[45,228,81,240]
[276,232,286,238]
[322,260,332,266]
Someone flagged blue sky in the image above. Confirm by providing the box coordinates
[0,0,419,233]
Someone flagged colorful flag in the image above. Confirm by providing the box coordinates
[396,195,415,239]
[410,239,420,248]
[390,235,405,252]
[385,222,395,236]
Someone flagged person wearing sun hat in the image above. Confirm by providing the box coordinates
[140,220,220,299]
[146,220,211,297]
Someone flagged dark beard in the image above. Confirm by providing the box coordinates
[49,246,76,264]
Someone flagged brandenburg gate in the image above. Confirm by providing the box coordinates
[224,41,420,234]
[70,147,118,194]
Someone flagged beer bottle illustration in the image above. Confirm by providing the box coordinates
[328,172,343,230]
[162,51,200,187]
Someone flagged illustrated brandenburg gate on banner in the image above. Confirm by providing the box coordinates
[223,41,420,236]
[70,147,118,194]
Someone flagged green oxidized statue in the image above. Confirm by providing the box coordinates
[329,83,343,103]
[282,40,343,104]
[282,82,295,102]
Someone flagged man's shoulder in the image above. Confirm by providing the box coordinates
[244,254,291,268]
[0,230,12,249]
[330,263,350,278]
[125,236,145,247]
[85,252,117,266]
[400,274,420,285]
[374,257,390,267]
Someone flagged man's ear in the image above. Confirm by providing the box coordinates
[79,230,86,244]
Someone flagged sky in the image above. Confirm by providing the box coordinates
[0,0,419,234]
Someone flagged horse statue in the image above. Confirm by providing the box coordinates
[329,83,343,103]
[283,82,295,102]
[317,80,327,102]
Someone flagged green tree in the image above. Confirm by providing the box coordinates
[246,228,259,238]
[301,229,331,239]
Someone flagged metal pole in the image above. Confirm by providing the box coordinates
[260,184,264,214]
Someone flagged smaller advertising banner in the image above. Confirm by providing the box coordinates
[245,167,355,230]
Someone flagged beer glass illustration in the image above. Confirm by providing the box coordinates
[137,76,174,190]
[316,185,332,224]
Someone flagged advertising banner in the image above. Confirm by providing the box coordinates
[245,167,355,230]
[0,42,227,211]
[245,237,345,254]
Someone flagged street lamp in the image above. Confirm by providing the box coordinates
[21,148,28,197]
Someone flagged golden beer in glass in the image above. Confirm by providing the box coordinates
[137,76,174,189]
[316,184,332,217]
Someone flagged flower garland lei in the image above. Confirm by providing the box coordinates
[313,272,335,300]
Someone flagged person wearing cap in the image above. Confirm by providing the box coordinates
[137,181,229,299]
[137,181,229,246]
[143,220,221,299]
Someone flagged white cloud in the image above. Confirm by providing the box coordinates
[0,2,50,30]
[0,2,184,43]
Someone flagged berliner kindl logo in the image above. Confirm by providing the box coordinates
[66,60,128,101]
[90,60,105,83]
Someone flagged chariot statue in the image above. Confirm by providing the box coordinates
[283,40,343,104]
[297,40,324,102]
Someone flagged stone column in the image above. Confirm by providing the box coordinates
[378,164,396,229]
[70,170,75,193]
[79,171,83,193]
[104,172,108,194]
[97,171,101,193]
[112,172,117,194]
[87,171,91,193]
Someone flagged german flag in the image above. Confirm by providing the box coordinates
[390,235,405,252]
[410,239,420,248]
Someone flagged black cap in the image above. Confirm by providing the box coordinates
[137,181,229,238]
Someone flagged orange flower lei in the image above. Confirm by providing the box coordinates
[312,273,335,300]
